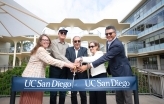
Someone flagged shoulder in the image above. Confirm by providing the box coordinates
[37,47,46,53]
[66,46,73,51]
[112,38,123,47]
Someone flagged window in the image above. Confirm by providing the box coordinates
[149,37,154,46]
[146,38,150,47]
[155,35,159,45]
[160,33,164,43]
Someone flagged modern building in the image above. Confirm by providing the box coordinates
[119,0,164,97]
[119,0,164,70]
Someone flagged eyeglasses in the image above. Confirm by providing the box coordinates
[60,31,67,35]
[42,39,49,42]
[74,40,81,43]
[88,45,95,48]
[105,32,115,36]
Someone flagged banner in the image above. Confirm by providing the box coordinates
[12,76,137,91]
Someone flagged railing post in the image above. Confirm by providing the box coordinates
[134,76,139,104]
[9,76,16,104]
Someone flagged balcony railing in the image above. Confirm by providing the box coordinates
[138,43,164,53]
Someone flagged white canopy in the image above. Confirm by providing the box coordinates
[0,0,48,37]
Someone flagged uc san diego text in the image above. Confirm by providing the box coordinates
[24,79,130,88]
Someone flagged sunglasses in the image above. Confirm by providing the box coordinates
[74,40,81,43]
[105,32,115,36]
[60,31,67,35]
[88,46,95,48]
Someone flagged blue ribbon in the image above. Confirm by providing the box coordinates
[12,76,137,91]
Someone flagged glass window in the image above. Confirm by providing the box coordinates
[155,35,160,45]
[149,37,154,46]
[157,11,163,23]
[146,38,150,47]
[143,40,146,48]
[160,33,164,43]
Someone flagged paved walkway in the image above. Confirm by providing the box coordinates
[0,95,164,104]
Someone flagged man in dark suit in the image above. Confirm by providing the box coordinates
[78,26,133,104]
[65,36,88,104]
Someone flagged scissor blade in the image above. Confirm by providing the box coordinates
[72,76,75,88]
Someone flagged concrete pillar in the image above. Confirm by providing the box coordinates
[18,57,22,66]
[20,41,23,52]
[70,26,74,46]
[124,42,128,57]
[33,35,36,46]
[137,57,143,69]
[12,41,17,67]
[157,55,161,70]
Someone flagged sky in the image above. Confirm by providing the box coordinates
[13,0,141,37]
[14,0,141,23]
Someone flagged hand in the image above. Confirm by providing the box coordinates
[74,58,81,64]
[77,65,88,73]
[67,63,77,69]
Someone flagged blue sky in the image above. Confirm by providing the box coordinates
[14,0,141,23]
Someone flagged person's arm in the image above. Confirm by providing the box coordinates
[81,54,103,63]
[36,47,74,69]
[50,41,70,63]
[92,45,121,68]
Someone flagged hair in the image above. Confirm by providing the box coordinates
[30,34,51,55]
[89,41,100,51]
[105,25,116,32]
[73,36,81,41]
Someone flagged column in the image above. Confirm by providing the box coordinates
[33,35,36,46]
[18,56,22,66]
[124,42,128,57]
[157,55,161,70]
[12,41,17,67]
[70,26,74,46]
[20,41,23,52]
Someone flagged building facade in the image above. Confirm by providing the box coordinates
[120,0,164,71]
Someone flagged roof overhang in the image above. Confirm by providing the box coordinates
[117,35,137,43]
[47,18,130,31]
[80,35,107,43]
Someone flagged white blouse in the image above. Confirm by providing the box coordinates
[82,51,106,76]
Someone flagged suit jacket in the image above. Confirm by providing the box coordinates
[65,46,88,79]
[22,47,66,78]
[92,38,133,77]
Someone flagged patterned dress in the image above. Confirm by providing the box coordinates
[19,47,66,104]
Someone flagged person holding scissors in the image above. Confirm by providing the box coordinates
[65,36,88,104]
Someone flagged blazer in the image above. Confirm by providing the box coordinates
[22,47,66,78]
[82,51,106,77]
[92,38,133,77]
[65,46,88,79]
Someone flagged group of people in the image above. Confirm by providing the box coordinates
[19,25,133,104]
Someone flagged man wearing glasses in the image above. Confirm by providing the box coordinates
[77,26,133,104]
[49,28,72,104]
[65,36,88,104]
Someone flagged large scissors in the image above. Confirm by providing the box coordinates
[72,60,82,88]
[72,67,76,88]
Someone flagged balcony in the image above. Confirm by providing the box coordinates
[138,21,164,38]
[138,43,164,54]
